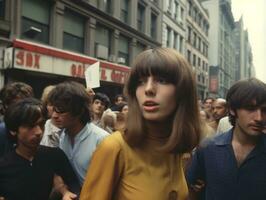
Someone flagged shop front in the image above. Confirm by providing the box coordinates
[2,39,130,99]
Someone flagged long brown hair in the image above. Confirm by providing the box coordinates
[124,48,201,153]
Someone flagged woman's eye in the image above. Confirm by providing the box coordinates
[156,78,168,84]
[138,78,147,85]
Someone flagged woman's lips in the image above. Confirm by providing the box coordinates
[143,101,159,112]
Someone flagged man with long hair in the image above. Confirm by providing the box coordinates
[187,78,266,200]
[48,81,109,185]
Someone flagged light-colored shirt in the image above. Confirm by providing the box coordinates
[216,116,232,135]
[59,123,109,184]
[40,119,62,147]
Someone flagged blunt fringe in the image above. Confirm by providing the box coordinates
[124,48,201,153]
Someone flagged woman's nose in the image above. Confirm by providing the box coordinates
[144,77,156,96]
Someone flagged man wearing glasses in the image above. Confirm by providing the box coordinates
[48,81,109,186]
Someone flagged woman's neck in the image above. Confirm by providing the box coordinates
[145,120,172,139]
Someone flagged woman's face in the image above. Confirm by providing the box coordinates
[136,75,177,122]
[121,105,129,115]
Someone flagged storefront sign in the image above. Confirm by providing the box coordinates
[209,75,218,93]
[4,46,130,85]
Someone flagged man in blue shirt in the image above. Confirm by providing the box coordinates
[48,81,109,185]
[187,78,266,200]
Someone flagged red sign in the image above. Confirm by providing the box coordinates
[209,76,218,93]
[11,39,131,85]
[16,50,40,69]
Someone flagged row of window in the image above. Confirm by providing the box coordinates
[165,26,184,53]
[187,26,208,57]
[197,73,207,85]
[94,0,158,39]
[21,0,149,66]
[188,1,209,35]
[187,50,208,72]
[166,0,185,24]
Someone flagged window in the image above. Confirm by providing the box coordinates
[137,3,145,32]
[187,50,191,64]
[118,35,130,65]
[166,26,171,47]
[63,9,85,53]
[193,7,197,22]
[167,0,172,13]
[121,0,129,23]
[21,0,51,44]
[95,23,111,59]
[179,36,183,52]
[173,32,178,50]
[0,0,5,18]
[187,26,191,43]
[180,7,184,21]
[198,14,202,27]
[193,54,196,66]
[198,37,201,51]
[103,0,112,14]
[174,1,179,20]
[198,57,201,67]
[193,32,197,47]
[151,12,157,40]
[188,1,192,16]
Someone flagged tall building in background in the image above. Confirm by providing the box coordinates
[162,0,186,54]
[186,0,210,99]
[0,0,163,98]
[201,0,236,98]
[243,30,255,78]
[233,16,255,81]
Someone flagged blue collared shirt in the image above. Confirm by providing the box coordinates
[60,123,109,185]
[186,129,266,200]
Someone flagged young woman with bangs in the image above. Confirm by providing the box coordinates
[80,48,201,200]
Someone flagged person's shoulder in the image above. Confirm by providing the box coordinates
[87,123,109,137]
[96,131,125,153]
[38,145,64,155]
[200,129,232,149]
[0,150,18,169]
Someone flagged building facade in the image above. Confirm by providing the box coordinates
[186,0,210,99]
[0,0,163,98]
[233,17,255,81]
[162,0,186,54]
[201,0,236,98]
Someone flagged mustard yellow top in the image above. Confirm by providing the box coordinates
[80,132,188,200]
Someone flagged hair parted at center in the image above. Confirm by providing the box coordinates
[124,47,201,153]
[48,81,91,124]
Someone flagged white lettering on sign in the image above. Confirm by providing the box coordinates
[11,48,129,84]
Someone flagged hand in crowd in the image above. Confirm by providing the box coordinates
[190,179,205,192]
[62,191,78,200]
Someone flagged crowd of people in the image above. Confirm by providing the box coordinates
[0,47,265,200]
